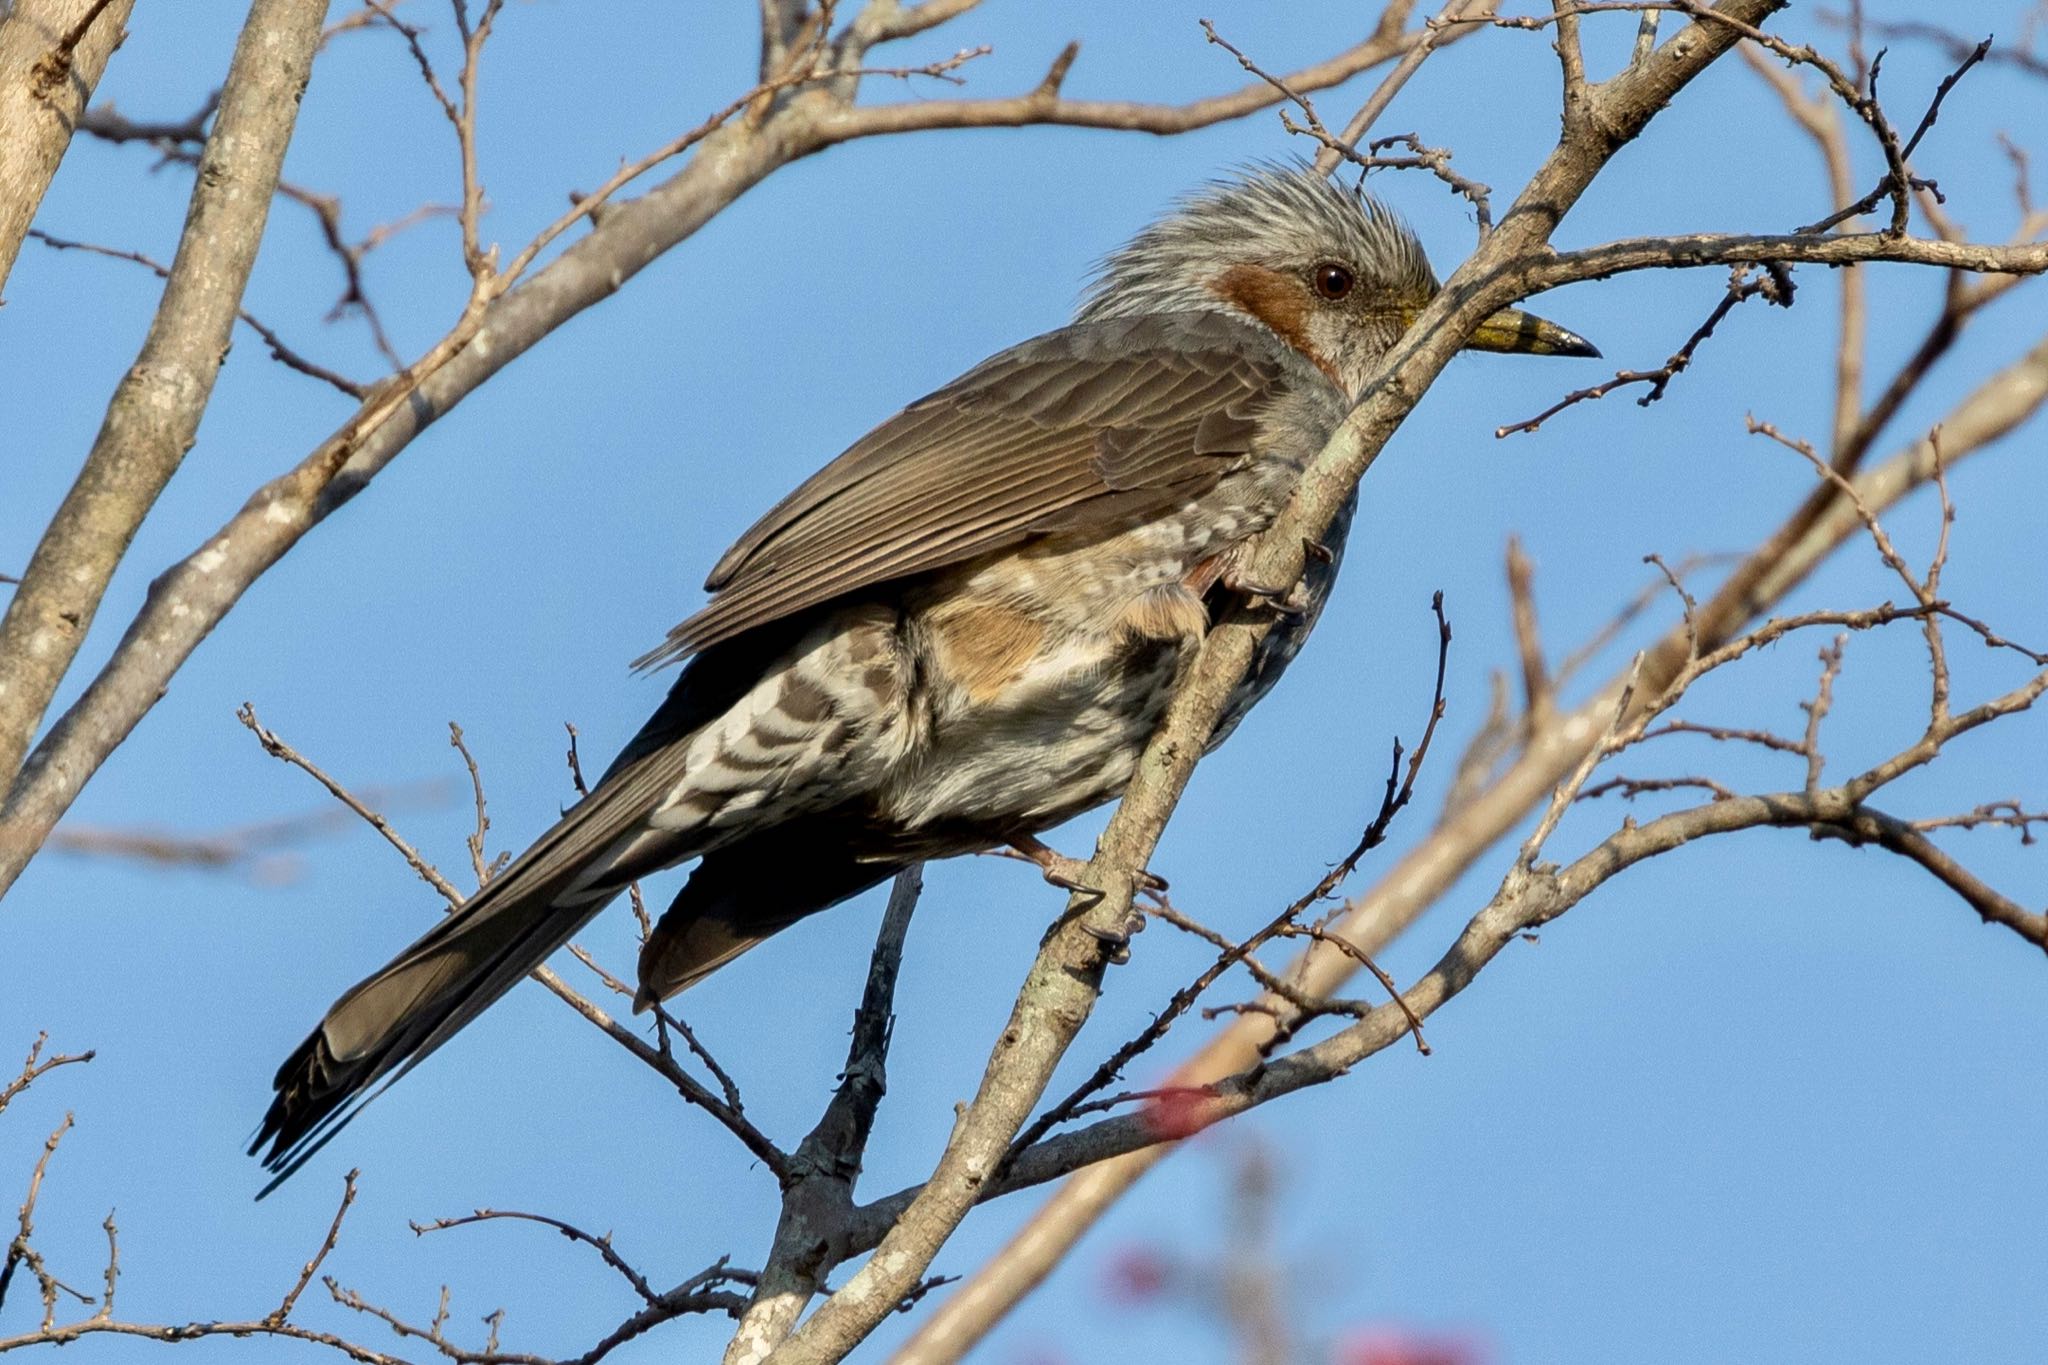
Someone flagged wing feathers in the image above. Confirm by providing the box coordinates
[646,312,1299,670]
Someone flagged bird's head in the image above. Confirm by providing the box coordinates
[1078,164,1597,394]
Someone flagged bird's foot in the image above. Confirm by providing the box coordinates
[1226,573,1310,619]
[996,839,1159,964]
[1002,836,1168,900]
[1079,903,1150,963]
[1211,545,1312,618]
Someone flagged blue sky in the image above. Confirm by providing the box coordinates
[4,3,2045,1362]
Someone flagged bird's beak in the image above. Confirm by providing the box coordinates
[1460,306,1601,359]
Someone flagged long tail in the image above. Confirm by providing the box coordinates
[250,741,699,1193]
[252,626,822,1191]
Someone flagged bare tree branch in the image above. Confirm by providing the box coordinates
[813,12,1439,139]
[724,867,922,1364]
[1314,0,1497,178]
[26,228,371,397]
[1496,262,1793,436]
[0,0,138,291]
[0,1038,91,1129]
[0,0,329,797]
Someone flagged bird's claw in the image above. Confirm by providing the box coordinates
[1219,564,1311,618]
[1007,838,1167,903]
[1026,847,1103,896]
[1081,909,1147,963]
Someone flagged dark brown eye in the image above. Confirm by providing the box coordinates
[1312,262,1355,301]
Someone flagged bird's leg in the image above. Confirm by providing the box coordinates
[1194,542,1316,618]
[1001,835,1162,954]
[1002,835,1169,896]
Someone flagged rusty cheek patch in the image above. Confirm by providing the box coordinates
[1209,264,1339,384]
[927,600,1046,705]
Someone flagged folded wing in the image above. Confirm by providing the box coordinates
[633,311,1295,670]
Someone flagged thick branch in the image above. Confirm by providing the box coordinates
[810,19,1430,140]
[1530,231,2048,289]
[0,0,138,292]
[0,0,328,796]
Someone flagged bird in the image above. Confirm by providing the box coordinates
[252,164,1596,1186]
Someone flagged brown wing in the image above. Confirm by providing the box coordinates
[634,311,1297,670]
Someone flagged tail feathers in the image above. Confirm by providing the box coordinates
[253,629,826,1193]
[250,739,707,1192]
[252,874,616,1194]
[637,824,901,1008]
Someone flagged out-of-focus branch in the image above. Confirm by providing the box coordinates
[0,0,328,808]
[74,88,218,147]
[0,0,138,293]
[1827,11,2048,81]
[47,778,451,880]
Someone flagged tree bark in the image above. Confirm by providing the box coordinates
[0,0,328,795]
[0,0,137,294]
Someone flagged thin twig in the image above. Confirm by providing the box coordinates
[448,722,491,885]
[268,1170,358,1326]
[1497,262,1792,436]
[411,1208,661,1307]
[238,703,463,905]
[27,230,369,398]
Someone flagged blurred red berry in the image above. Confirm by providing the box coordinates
[1142,1085,1213,1141]
[1334,1326,1487,1365]
[1101,1245,1172,1304]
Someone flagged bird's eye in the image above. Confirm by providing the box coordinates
[1312,262,1355,301]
